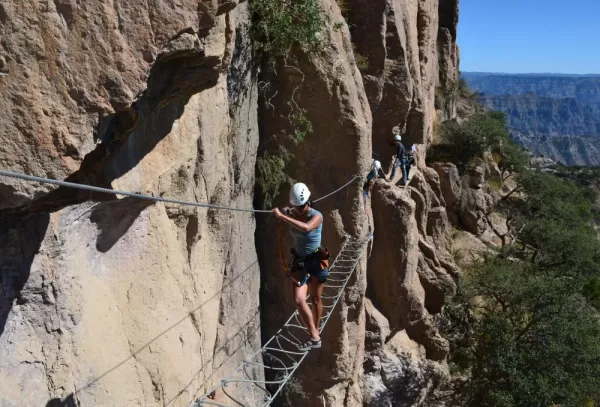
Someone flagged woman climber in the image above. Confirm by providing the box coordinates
[362,159,388,211]
[274,182,330,352]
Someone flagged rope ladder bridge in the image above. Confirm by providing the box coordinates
[0,169,369,407]
[193,233,371,407]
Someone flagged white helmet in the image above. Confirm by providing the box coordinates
[289,183,311,206]
[394,135,402,142]
[373,160,382,170]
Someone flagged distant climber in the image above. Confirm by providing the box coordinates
[390,134,410,186]
[274,183,330,352]
[362,160,388,211]
[406,144,417,179]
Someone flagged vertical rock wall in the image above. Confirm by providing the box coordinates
[255,1,372,405]
[1,1,265,406]
[0,0,460,405]
[345,0,461,403]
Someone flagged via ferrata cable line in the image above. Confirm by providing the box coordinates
[0,167,364,407]
[0,169,358,214]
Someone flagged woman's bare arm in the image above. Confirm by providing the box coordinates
[274,208,322,233]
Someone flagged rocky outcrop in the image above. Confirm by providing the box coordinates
[368,181,454,363]
[433,161,503,237]
[362,299,448,406]
[0,0,461,405]
[437,0,460,119]
[347,0,442,168]
[432,162,461,225]
[1,2,264,406]
[345,0,460,401]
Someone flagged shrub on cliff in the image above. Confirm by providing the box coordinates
[444,170,600,406]
[497,141,530,180]
[250,0,325,56]
[433,111,510,171]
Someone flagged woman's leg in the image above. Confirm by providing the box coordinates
[309,279,325,333]
[292,281,320,340]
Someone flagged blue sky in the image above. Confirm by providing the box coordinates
[458,0,600,74]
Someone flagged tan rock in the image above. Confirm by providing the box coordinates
[346,0,440,174]
[370,182,449,361]
[1,3,264,406]
[452,230,493,269]
[362,299,449,406]
[432,162,462,225]
[0,0,230,208]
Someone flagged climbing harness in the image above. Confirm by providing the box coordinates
[278,222,310,287]
[193,233,372,407]
[278,222,331,287]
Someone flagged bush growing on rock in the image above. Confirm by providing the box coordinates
[444,170,600,407]
[497,141,530,180]
[440,112,510,170]
[250,0,325,56]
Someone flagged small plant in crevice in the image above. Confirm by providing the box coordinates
[288,104,313,143]
[255,106,314,209]
[355,52,369,70]
[250,0,325,58]
[384,60,394,76]
[256,147,293,209]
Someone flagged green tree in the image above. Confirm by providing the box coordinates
[498,141,530,180]
[250,0,324,56]
[449,257,600,407]
[438,111,510,170]
[445,169,600,407]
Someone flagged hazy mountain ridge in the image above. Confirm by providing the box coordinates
[464,72,600,113]
[479,93,600,136]
[464,72,600,166]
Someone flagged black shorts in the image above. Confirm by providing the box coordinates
[291,252,329,284]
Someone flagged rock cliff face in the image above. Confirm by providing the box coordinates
[1,2,264,406]
[0,0,460,405]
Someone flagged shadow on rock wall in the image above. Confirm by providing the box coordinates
[0,48,223,339]
[0,212,49,337]
[5,49,221,216]
[89,198,154,253]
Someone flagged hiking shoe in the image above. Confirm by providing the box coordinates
[298,338,321,352]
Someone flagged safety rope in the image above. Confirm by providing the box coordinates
[192,233,372,407]
[278,223,291,275]
[0,170,357,214]
[312,176,358,203]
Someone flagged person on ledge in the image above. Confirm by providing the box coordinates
[363,159,388,212]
